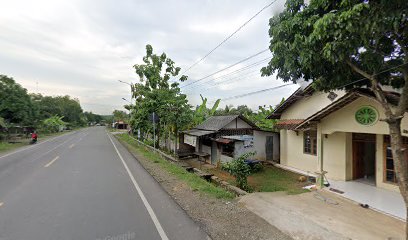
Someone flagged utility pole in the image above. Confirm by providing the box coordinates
[153,112,156,149]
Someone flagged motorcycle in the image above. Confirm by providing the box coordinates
[30,137,37,144]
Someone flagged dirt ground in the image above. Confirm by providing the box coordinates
[240,191,405,240]
[123,144,292,240]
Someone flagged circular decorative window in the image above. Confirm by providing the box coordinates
[355,106,378,125]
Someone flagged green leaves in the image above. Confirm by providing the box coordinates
[221,152,256,191]
[0,75,36,126]
[42,115,66,133]
[130,45,192,139]
[262,0,407,90]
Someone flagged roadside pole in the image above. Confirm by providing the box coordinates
[153,112,156,149]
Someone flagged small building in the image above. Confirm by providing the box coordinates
[113,121,128,130]
[181,115,259,164]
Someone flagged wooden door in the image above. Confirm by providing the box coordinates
[353,141,365,179]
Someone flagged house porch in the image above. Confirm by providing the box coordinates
[327,179,406,221]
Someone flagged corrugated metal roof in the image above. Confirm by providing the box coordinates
[194,115,258,131]
[183,129,216,137]
[194,115,240,131]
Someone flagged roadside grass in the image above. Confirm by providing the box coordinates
[208,165,308,195]
[115,134,235,200]
[0,141,27,153]
[248,166,309,194]
[0,129,80,154]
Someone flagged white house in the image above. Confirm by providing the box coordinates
[270,85,407,193]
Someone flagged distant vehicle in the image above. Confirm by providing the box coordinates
[96,123,101,126]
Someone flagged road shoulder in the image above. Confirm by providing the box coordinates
[115,134,292,240]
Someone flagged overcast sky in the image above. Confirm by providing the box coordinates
[0,0,299,115]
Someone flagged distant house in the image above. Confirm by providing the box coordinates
[113,121,128,130]
[179,115,280,164]
[270,84,407,192]
[181,115,259,164]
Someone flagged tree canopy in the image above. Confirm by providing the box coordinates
[262,0,407,91]
[0,75,36,126]
[131,44,192,142]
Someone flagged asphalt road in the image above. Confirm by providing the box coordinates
[0,127,209,240]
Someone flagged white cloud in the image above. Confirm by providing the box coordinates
[0,0,294,115]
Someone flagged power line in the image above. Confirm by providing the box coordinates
[200,70,264,93]
[180,49,269,88]
[184,56,272,91]
[212,62,408,103]
[184,57,272,90]
[220,83,295,102]
[172,0,279,82]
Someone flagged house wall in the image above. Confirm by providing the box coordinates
[279,95,405,191]
[320,96,408,136]
[220,154,233,163]
[281,90,346,120]
[322,132,347,180]
[233,141,254,158]
[280,129,318,174]
[253,130,279,161]
[224,118,252,129]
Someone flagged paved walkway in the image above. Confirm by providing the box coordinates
[328,179,406,221]
[240,191,404,240]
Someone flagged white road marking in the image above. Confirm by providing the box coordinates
[0,131,75,159]
[44,156,59,168]
[0,202,3,207]
[30,136,77,163]
[69,144,75,149]
[107,133,169,240]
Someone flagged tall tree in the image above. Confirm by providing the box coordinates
[31,94,84,125]
[261,0,408,235]
[0,75,36,126]
[132,44,191,146]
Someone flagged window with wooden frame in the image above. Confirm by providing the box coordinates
[303,130,317,155]
[383,136,408,184]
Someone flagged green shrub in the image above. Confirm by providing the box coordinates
[221,152,255,191]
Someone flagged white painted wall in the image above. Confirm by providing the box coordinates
[322,132,347,180]
[224,118,251,129]
[280,129,318,174]
[234,141,254,158]
[220,154,233,163]
[321,96,408,136]
[281,90,346,120]
[253,130,279,161]
[279,95,406,191]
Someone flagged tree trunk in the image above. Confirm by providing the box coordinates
[388,120,408,239]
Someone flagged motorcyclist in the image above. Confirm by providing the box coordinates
[31,131,38,144]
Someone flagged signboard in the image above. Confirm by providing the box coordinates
[184,134,197,147]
